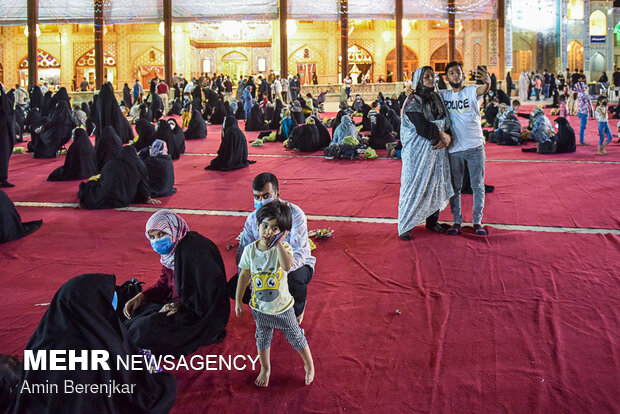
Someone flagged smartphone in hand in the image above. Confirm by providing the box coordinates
[268,232,285,248]
[476,65,487,85]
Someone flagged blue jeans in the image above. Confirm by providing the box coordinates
[598,122,612,145]
[543,84,550,98]
[449,146,486,225]
[578,112,588,144]
[245,108,251,120]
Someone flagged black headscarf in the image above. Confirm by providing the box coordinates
[40,91,53,117]
[95,83,134,145]
[312,116,332,149]
[124,232,230,356]
[48,128,97,181]
[235,101,245,120]
[149,93,163,122]
[205,116,253,171]
[386,108,401,139]
[0,189,42,243]
[78,145,150,210]
[554,117,576,153]
[96,126,123,171]
[0,88,15,183]
[184,109,207,140]
[47,87,71,111]
[33,101,74,159]
[210,100,227,125]
[8,274,177,413]
[154,119,181,160]
[134,118,157,152]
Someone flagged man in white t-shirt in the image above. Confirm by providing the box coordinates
[439,62,491,236]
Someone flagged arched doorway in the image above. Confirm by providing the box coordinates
[568,40,584,71]
[221,51,249,81]
[590,52,605,73]
[589,10,606,36]
[18,49,61,87]
[385,47,419,81]
[75,48,117,89]
[132,47,165,87]
[289,45,326,84]
[430,44,463,73]
[513,50,533,76]
[340,45,373,84]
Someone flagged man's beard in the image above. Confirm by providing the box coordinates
[449,81,462,89]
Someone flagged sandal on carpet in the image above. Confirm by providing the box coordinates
[446,224,461,235]
[399,232,413,241]
[473,224,488,236]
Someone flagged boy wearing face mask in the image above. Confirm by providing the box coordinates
[594,96,612,155]
[229,172,315,324]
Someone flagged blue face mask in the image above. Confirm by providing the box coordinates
[151,235,174,255]
[111,291,118,310]
[254,197,273,211]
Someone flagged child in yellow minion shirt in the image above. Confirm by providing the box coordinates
[235,200,315,387]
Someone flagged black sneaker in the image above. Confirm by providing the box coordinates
[474,224,488,236]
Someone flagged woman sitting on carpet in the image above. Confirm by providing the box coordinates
[167,118,186,156]
[140,139,176,197]
[245,103,270,131]
[48,128,97,181]
[7,274,177,413]
[397,66,453,240]
[78,145,159,210]
[154,119,182,160]
[331,115,357,146]
[368,111,396,149]
[123,211,230,356]
[286,118,321,152]
[133,117,157,152]
[184,109,207,140]
[205,116,254,171]
[30,100,74,159]
[96,125,123,171]
[276,109,293,142]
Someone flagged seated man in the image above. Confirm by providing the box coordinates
[228,172,315,324]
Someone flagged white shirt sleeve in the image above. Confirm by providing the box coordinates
[287,205,313,272]
[239,243,252,270]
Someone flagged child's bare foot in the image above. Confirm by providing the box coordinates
[255,367,270,387]
[304,363,315,385]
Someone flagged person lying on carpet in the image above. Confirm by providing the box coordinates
[78,145,160,209]
[123,210,230,356]
[48,128,98,181]
[235,201,315,387]
[0,189,42,243]
[205,115,255,171]
[228,172,315,324]
[7,273,177,413]
[140,139,176,197]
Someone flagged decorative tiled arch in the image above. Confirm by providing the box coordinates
[18,49,60,69]
[75,49,116,67]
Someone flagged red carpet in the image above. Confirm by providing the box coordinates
[2,107,619,412]
[1,211,618,412]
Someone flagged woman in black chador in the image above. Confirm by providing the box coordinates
[140,139,176,197]
[184,109,207,140]
[133,118,157,152]
[245,103,269,131]
[167,118,186,156]
[96,126,123,172]
[287,119,322,152]
[122,82,133,107]
[209,99,227,125]
[269,99,283,130]
[31,100,74,159]
[0,189,42,243]
[48,128,97,181]
[95,83,134,145]
[78,145,154,210]
[154,119,181,160]
[0,87,15,187]
[167,98,182,116]
[368,112,396,149]
[205,116,254,171]
[554,117,577,154]
[123,211,230,357]
[7,274,177,413]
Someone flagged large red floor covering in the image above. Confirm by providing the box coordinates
[1,104,619,412]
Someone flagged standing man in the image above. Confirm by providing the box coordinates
[133,79,143,104]
[156,79,169,111]
[612,67,620,101]
[273,75,283,103]
[80,78,90,92]
[14,84,29,112]
[440,62,491,236]
[280,76,289,103]
[229,172,315,324]
[223,76,233,102]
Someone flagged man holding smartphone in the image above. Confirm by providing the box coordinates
[229,172,315,324]
[439,62,491,236]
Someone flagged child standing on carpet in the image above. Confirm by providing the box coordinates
[235,201,315,387]
[594,96,612,155]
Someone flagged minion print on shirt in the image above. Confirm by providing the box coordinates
[240,241,295,315]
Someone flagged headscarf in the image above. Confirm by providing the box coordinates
[149,139,167,157]
[409,66,451,130]
[145,210,189,269]
[291,100,302,112]
[332,115,357,145]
